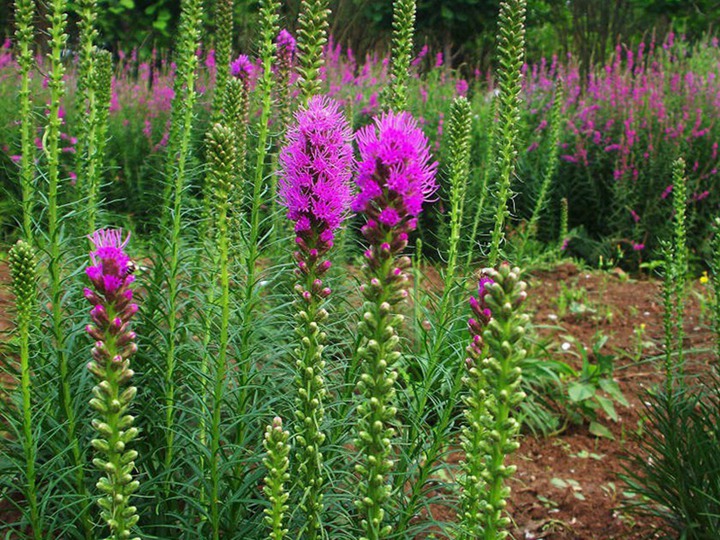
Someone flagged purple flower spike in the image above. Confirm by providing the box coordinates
[230,54,254,80]
[353,111,438,227]
[86,229,134,301]
[279,95,355,251]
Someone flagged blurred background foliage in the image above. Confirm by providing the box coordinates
[1,0,719,67]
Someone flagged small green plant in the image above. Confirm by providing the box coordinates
[561,334,628,438]
[555,281,589,318]
[631,323,653,362]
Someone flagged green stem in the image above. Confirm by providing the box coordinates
[356,231,399,540]
[46,1,92,535]
[294,264,328,539]
[235,0,278,456]
[14,0,35,243]
[209,194,230,540]
[161,0,203,497]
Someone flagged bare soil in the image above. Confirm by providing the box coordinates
[499,263,713,540]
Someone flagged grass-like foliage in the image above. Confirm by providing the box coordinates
[623,382,720,538]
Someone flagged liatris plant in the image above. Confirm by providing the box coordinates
[353,111,437,540]
[460,264,528,540]
[45,0,92,534]
[263,417,291,540]
[210,0,234,120]
[662,157,688,390]
[8,240,42,539]
[671,157,688,379]
[387,0,416,112]
[235,0,280,462]
[224,55,253,256]
[84,229,141,540]
[75,0,98,196]
[459,274,493,539]
[278,95,355,538]
[444,96,473,293]
[488,0,527,265]
[13,0,36,242]
[158,0,203,495]
[203,123,237,540]
[296,0,330,102]
[86,48,113,235]
[661,159,688,385]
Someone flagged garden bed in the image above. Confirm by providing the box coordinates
[0,261,713,539]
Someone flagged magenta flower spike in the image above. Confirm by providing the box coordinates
[84,228,141,539]
[230,54,254,83]
[279,94,355,256]
[354,111,437,246]
[278,95,354,538]
[352,111,437,539]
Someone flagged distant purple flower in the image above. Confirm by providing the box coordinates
[630,209,641,223]
[276,29,296,59]
[633,242,645,251]
[456,79,469,97]
[353,111,437,229]
[661,185,673,199]
[230,54,253,80]
[279,95,355,250]
[412,45,429,68]
[205,49,216,70]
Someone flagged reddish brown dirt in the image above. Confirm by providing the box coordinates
[495,263,712,540]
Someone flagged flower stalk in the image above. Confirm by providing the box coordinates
[14,0,36,243]
[263,417,291,540]
[296,0,330,102]
[279,96,355,538]
[353,112,437,540]
[387,0,416,111]
[210,0,235,120]
[461,264,528,539]
[46,0,92,534]
[84,229,141,540]
[488,0,527,265]
[86,49,113,235]
[203,123,237,540]
[160,0,203,494]
[9,240,42,540]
